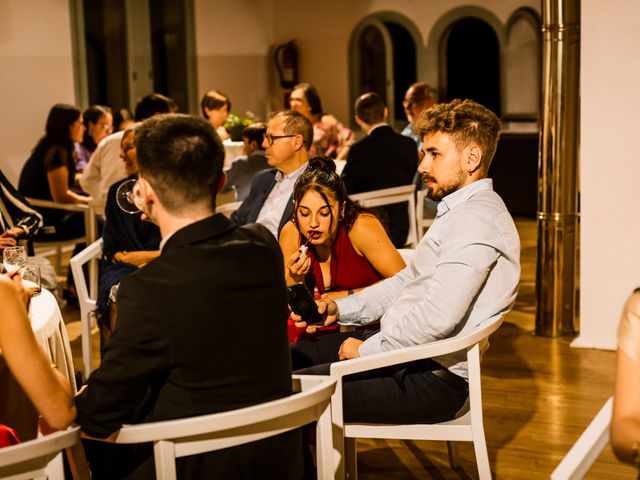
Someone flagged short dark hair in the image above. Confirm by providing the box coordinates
[135,114,224,213]
[242,122,266,145]
[113,108,133,131]
[45,104,81,147]
[408,82,438,104]
[200,90,231,119]
[272,110,313,151]
[415,99,501,170]
[355,92,386,125]
[292,83,323,116]
[82,104,112,151]
[134,93,176,121]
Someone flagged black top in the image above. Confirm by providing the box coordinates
[0,169,42,235]
[75,214,302,478]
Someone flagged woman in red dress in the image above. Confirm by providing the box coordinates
[279,156,406,342]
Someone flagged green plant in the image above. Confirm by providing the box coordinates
[223,112,255,141]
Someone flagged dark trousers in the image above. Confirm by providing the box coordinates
[290,331,469,424]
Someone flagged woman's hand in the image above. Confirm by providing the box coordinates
[286,249,311,284]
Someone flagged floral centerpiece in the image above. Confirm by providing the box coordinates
[223,111,256,141]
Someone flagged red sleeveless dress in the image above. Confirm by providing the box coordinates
[288,224,383,342]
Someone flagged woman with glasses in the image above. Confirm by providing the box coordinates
[280,156,405,342]
[75,105,113,174]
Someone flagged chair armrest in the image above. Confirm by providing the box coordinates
[27,197,89,213]
[70,239,103,268]
[330,316,503,377]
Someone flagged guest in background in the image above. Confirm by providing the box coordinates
[222,122,269,201]
[80,93,176,202]
[401,82,438,148]
[612,289,640,465]
[97,123,160,340]
[74,105,113,173]
[201,89,231,141]
[280,156,405,342]
[289,82,353,159]
[18,104,89,241]
[113,108,134,132]
[342,92,419,247]
[231,110,311,238]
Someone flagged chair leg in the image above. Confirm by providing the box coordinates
[472,431,492,480]
[447,441,461,469]
[345,437,357,480]
[55,245,62,274]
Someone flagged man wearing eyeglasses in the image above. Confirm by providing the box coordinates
[231,110,312,237]
[401,82,438,147]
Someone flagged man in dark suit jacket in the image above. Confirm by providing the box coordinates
[75,114,303,479]
[342,92,419,247]
[231,110,312,238]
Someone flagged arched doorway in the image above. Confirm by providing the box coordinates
[441,17,501,115]
[350,16,418,129]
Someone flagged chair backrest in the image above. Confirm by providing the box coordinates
[215,200,242,218]
[0,426,80,480]
[70,238,103,379]
[105,375,338,479]
[551,397,613,480]
[349,184,418,248]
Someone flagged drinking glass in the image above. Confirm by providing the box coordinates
[22,264,41,296]
[116,178,145,214]
[3,246,28,274]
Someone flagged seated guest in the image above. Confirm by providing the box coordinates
[0,169,57,290]
[1,114,303,478]
[201,89,231,141]
[289,82,353,159]
[97,123,160,339]
[401,82,438,147]
[19,104,89,241]
[113,108,134,132]
[280,156,405,342]
[342,92,419,247]
[222,122,269,201]
[74,105,113,173]
[232,110,311,238]
[291,99,521,425]
[80,93,176,202]
[612,289,640,464]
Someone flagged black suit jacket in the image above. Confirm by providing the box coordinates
[231,168,294,237]
[342,125,418,246]
[75,214,302,478]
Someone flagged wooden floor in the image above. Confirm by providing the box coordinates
[59,218,636,479]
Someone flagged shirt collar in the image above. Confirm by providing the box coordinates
[437,178,493,217]
[275,161,308,183]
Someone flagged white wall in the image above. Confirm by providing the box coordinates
[577,1,640,350]
[0,0,76,185]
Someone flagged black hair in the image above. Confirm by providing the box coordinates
[293,83,323,117]
[200,90,231,119]
[242,122,266,146]
[355,92,386,125]
[135,114,224,213]
[113,108,134,131]
[81,104,112,152]
[134,93,176,121]
[292,155,380,239]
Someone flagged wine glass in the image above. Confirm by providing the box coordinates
[3,246,28,274]
[116,178,145,214]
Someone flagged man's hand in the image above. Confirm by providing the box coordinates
[0,232,18,253]
[292,298,340,334]
[338,338,363,360]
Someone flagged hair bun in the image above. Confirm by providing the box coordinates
[308,155,336,174]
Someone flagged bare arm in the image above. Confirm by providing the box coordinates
[349,214,406,278]
[612,347,640,463]
[279,221,311,285]
[113,250,160,268]
[0,275,76,429]
[47,167,88,204]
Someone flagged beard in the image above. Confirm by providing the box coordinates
[423,169,467,201]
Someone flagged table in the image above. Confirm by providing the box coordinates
[223,140,244,169]
[0,288,76,440]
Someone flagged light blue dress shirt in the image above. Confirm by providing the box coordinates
[335,178,521,378]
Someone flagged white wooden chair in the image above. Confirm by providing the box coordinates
[70,239,103,380]
[0,426,81,480]
[26,198,96,275]
[330,316,504,480]
[215,200,242,218]
[416,188,437,237]
[349,184,418,248]
[551,397,613,480]
[92,375,338,480]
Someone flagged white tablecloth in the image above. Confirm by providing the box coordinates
[0,289,76,440]
[223,140,244,168]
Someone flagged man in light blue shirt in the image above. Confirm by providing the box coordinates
[291,99,520,424]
